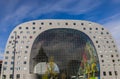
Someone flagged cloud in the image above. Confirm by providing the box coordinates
[0,0,102,26]
[102,14,120,52]
[28,0,102,16]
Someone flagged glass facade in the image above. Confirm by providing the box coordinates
[30,28,100,79]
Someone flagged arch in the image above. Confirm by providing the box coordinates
[30,28,100,79]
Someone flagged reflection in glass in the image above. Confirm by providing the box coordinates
[30,28,100,79]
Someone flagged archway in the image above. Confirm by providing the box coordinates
[30,28,100,79]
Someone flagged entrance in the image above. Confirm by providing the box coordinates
[30,28,100,79]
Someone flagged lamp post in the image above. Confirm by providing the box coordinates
[12,31,17,79]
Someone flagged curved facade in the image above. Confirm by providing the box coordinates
[1,20,120,79]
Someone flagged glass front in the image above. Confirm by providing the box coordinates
[30,28,100,79]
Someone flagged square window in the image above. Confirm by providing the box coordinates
[96,41,98,43]
[16,74,20,79]
[33,31,36,34]
[24,61,27,64]
[11,62,14,64]
[115,50,117,52]
[17,36,20,39]
[112,60,115,62]
[90,28,92,30]
[102,60,104,63]
[116,54,119,57]
[49,22,52,25]
[3,67,6,70]
[101,32,103,34]
[2,75,6,79]
[25,51,27,53]
[81,23,84,25]
[5,56,8,59]
[73,23,76,25]
[26,27,29,29]
[26,46,29,48]
[27,31,30,34]
[23,36,27,39]
[101,55,103,58]
[19,27,22,29]
[111,55,114,57]
[11,36,14,39]
[98,45,100,48]
[83,28,86,30]
[65,23,68,25]
[102,28,104,30]
[10,67,13,70]
[9,41,12,43]
[39,27,42,29]
[103,71,106,76]
[41,22,44,25]
[106,32,109,34]
[109,71,112,76]
[33,27,35,29]
[4,62,7,64]
[11,56,14,59]
[115,71,118,76]
[30,36,32,39]
[20,31,23,34]
[10,74,13,78]
[33,22,35,25]
[6,51,9,54]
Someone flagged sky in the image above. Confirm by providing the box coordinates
[0,0,120,59]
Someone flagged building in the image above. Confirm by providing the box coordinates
[1,20,120,79]
[0,60,2,75]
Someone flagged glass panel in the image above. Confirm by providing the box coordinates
[30,28,100,79]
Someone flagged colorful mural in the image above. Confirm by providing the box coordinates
[31,28,100,79]
[78,42,100,79]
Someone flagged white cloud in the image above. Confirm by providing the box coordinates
[0,0,102,32]
[0,5,34,32]
[30,0,102,15]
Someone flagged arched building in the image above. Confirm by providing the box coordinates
[1,20,120,79]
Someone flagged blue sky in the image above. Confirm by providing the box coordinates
[0,0,120,59]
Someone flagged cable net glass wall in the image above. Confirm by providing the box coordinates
[30,28,100,79]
